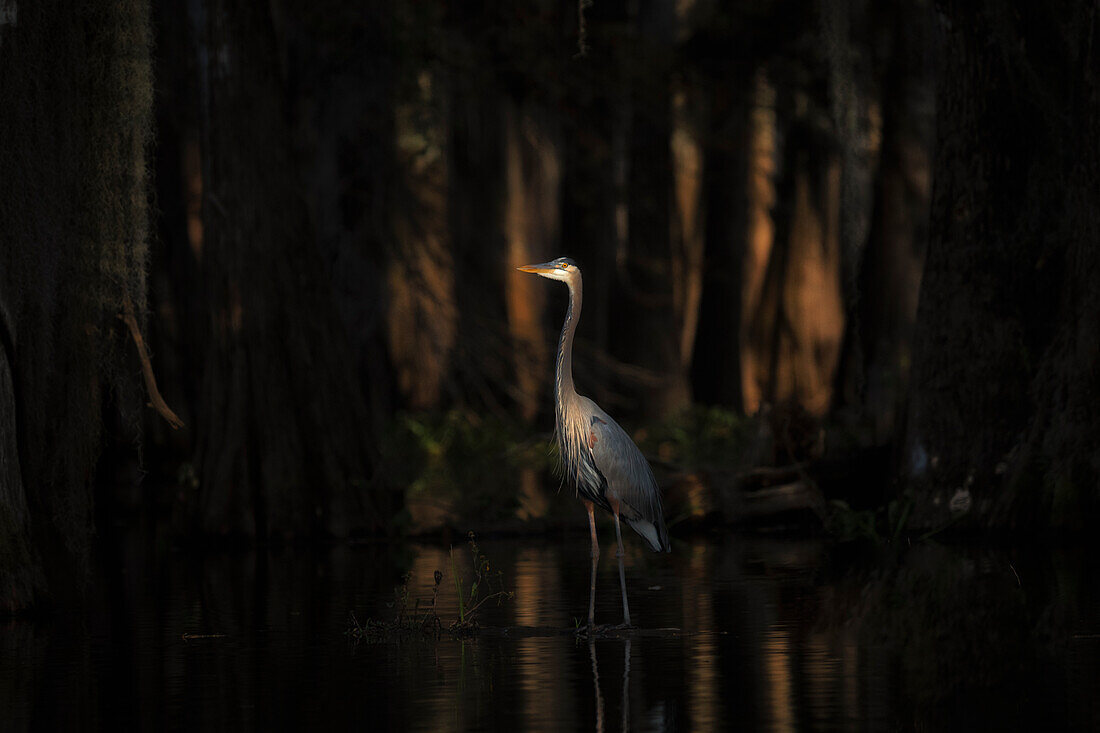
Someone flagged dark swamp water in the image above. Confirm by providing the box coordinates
[4,522,1100,731]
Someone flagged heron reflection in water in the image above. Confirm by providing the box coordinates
[589,637,632,733]
[518,258,671,631]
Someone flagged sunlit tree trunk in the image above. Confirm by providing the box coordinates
[770,142,845,417]
[904,1,1100,529]
[669,0,708,393]
[503,101,561,422]
[671,86,707,389]
[184,0,387,538]
[0,0,153,609]
[388,69,456,411]
[744,79,846,418]
[740,73,779,415]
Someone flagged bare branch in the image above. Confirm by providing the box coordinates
[119,297,184,430]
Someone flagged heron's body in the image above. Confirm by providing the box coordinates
[519,256,670,630]
[556,394,669,553]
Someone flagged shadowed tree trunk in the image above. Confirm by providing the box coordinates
[616,0,692,419]
[288,0,400,434]
[692,76,751,409]
[830,0,935,444]
[0,0,153,610]
[181,0,388,538]
[820,0,878,362]
[559,9,630,409]
[852,0,934,442]
[904,1,1100,530]
[448,77,512,415]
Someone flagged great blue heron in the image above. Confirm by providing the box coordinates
[518,257,670,630]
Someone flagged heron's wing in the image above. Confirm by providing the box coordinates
[584,400,670,552]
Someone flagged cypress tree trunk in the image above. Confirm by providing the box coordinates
[0,0,154,609]
[181,0,388,538]
[692,77,751,410]
[388,65,456,412]
[617,0,692,418]
[831,0,935,443]
[559,27,627,410]
[853,0,934,442]
[503,101,560,422]
[744,82,845,418]
[904,2,1100,530]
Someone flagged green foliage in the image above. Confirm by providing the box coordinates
[828,500,882,543]
[384,409,554,523]
[828,490,917,545]
[449,533,514,633]
[633,406,755,469]
[828,490,964,545]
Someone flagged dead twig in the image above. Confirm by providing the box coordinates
[119,296,184,429]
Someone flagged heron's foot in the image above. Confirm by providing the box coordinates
[577,622,610,636]
[576,622,634,637]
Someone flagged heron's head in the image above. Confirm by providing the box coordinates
[516,257,579,282]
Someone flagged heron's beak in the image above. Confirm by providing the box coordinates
[516,261,556,274]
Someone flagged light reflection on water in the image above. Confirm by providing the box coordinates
[3,529,1100,731]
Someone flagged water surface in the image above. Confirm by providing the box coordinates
[4,527,1099,731]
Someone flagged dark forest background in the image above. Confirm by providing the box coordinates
[1,0,1098,612]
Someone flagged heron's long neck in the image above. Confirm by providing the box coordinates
[556,276,582,406]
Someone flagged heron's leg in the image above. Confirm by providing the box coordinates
[585,500,599,630]
[610,501,632,627]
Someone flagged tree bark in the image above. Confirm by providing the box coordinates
[503,101,560,422]
[616,0,692,418]
[830,0,935,443]
[904,1,1100,530]
[740,72,780,414]
[0,0,154,609]
[692,76,751,409]
[388,67,456,411]
[447,76,512,415]
[559,23,628,410]
[745,80,846,418]
[671,84,707,390]
[180,0,388,538]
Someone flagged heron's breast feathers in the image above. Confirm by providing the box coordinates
[555,412,605,498]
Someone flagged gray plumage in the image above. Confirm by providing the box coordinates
[526,257,671,553]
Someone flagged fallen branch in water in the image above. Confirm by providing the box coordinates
[119,296,184,429]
